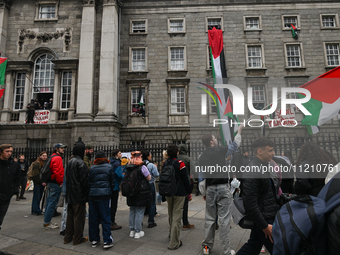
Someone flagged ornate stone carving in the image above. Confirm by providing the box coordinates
[82,0,96,5]
[18,28,72,53]
[103,0,115,4]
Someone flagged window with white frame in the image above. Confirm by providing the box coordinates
[207,18,222,30]
[325,43,340,66]
[283,16,298,29]
[33,54,55,94]
[131,88,145,113]
[35,1,59,21]
[171,87,186,114]
[39,5,55,19]
[170,47,185,70]
[252,85,265,110]
[131,48,146,71]
[168,18,185,33]
[13,73,26,110]
[244,17,260,30]
[60,71,72,109]
[286,44,301,67]
[321,15,337,28]
[131,20,147,33]
[247,45,263,68]
[210,98,217,114]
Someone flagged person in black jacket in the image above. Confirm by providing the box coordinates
[0,144,21,230]
[16,154,29,201]
[163,144,191,250]
[64,138,89,245]
[88,150,115,249]
[236,137,280,255]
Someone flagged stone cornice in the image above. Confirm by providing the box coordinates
[7,60,34,71]
[0,0,11,11]
[52,59,79,70]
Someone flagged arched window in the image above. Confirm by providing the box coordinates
[33,54,55,108]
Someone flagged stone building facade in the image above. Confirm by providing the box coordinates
[0,0,339,148]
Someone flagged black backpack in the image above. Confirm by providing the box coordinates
[159,160,177,197]
[40,154,60,183]
[121,164,141,197]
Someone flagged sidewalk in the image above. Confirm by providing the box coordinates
[0,191,269,255]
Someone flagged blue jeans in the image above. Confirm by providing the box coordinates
[44,183,62,225]
[148,183,156,223]
[89,199,113,243]
[31,183,45,215]
[129,206,145,232]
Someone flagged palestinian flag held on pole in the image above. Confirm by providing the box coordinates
[137,83,144,106]
[291,24,298,39]
[0,57,8,99]
[298,65,340,135]
[208,27,237,145]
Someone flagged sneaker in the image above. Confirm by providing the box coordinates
[230,250,236,255]
[110,223,122,231]
[103,242,113,249]
[43,223,59,229]
[134,231,144,239]
[261,245,266,253]
[92,240,100,248]
[182,224,195,231]
[203,246,210,255]
[129,230,135,238]
[60,230,65,236]
[148,222,157,228]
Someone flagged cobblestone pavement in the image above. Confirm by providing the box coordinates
[0,191,269,255]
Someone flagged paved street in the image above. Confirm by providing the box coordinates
[0,191,269,255]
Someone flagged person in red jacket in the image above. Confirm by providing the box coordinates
[43,143,66,230]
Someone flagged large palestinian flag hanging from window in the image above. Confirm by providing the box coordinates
[0,57,8,99]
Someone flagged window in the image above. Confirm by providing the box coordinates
[207,46,212,70]
[130,48,147,71]
[60,71,72,109]
[169,47,186,71]
[252,85,265,110]
[285,44,302,67]
[35,1,58,21]
[168,18,185,33]
[282,15,301,30]
[325,43,340,66]
[131,87,145,113]
[320,14,339,29]
[247,45,263,68]
[33,54,55,93]
[244,16,261,30]
[131,20,147,34]
[206,17,223,31]
[171,87,186,114]
[210,98,217,114]
[13,73,26,110]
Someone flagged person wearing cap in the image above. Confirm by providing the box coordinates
[88,150,115,249]
[84,144,94,171]
[64,138,89,245]
[43,143,66,230]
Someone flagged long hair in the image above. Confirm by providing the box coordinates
[35,151,48,168]
[295,142,337,166]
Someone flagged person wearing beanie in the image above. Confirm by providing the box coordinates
[88,150,115,249]
[64,137,89,245]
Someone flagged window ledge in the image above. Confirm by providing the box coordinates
[244,29,262,32]
[34,18,58,22]
[128,70,148,74]
[321,27,339,30]
[282,28,301,31]
[168,31,186,34]
[129,32,148,35]
[167,70,188,72]
[169,113,188,116]
[246,67,267,71]
[285,67,306,70]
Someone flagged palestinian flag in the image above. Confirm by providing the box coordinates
[137,83,144,106]
[298,66,340,134]
[208,27,237,145]
[0,57,7,99]
[291,24,298,39]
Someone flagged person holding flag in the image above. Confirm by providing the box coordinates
[137,84,145,118]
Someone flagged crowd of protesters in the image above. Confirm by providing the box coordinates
[0,130,340,254]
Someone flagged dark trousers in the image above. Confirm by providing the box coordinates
[27,110,35,124]
[18,176,27,197]
[31,183,45,215]
[64,203,86,245]
[182,196,189,225]
[89,199,113,243]
[148,182,156,223]
[110,190,119,224]
[0,200,11,229]
[236,219,274,255]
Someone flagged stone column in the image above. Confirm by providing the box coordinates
[68,69,77,120]
[19,72,33,122]
[95,0,119,121]
[0,72,13,123]
[74,0,97,120]
[0,0,9,53]
[49,69,60,122]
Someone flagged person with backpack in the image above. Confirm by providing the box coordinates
[43,143,66,230]
[123,151,151,239]
[236,137,280,255]
[31,151,48,215]
[88,150,115,249]
[161,144,191,250]
[141,150,159,228]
